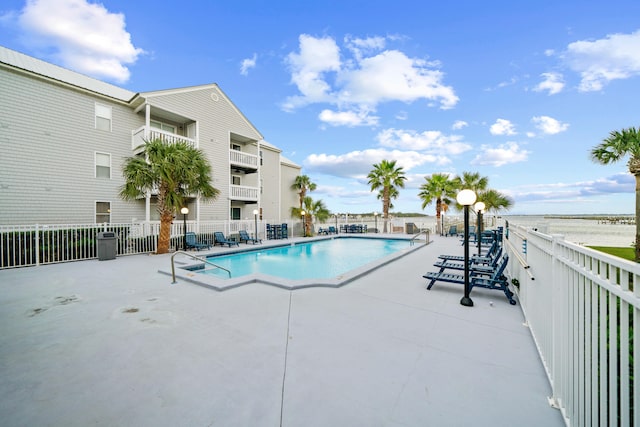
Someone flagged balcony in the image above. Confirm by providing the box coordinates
[230,184,258,202]
[131,126,196,153]
[230,149,259,173]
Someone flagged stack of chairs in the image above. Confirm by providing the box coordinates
[423,229,516,305]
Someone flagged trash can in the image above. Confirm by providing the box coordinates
[405,222,418,234]
[97,232,117,260]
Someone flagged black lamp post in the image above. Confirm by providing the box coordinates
[253,209,259,239]
[180,206,189,251]
[456,189,476,307]
[301,211,306,237]
[374,212,378,233]
[474,201,485,257]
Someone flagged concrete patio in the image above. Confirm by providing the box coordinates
[0,234,565,426]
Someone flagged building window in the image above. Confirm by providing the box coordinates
[96,201,111,223]
[231,143,241,151]
[230,207,241,220]
[95,152,111,179]
[95,103,112,131]
[231,175,241,185]
[150,120,176,134]
[259,150,263,165]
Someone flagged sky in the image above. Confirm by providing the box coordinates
[2,0,640,216]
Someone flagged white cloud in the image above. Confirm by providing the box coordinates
[471,142,530,167]
[490,118,517,136]
[15,0,144,83]
[240,53,257,76]
[531,116,569,134]
[283,34,458,117]
[452,120,468,130]
[534,72,565,95]
[376,128,472,155]
[318,109,379,127]
[564,30,640,91]
[304,148,436,178]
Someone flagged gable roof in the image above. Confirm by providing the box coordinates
[0,45,136,102]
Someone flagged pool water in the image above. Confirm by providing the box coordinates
[201,237,410,280]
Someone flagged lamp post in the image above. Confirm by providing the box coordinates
[180,206,189,251]
[474,201,485,257]
[456,189,477,307]
[301,211,306,237]
[334,214,338,233]
[374,212,378,233]
[253,209,259,240]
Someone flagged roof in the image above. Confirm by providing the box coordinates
[0,46,136,102]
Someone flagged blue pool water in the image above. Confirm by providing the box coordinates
[201,237,410,280]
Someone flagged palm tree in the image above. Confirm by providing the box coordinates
[291,175,317,212]
[367,160,407,232]
[120,138,219,254]
[591,127,640,261]
[477,189,513,213]
[291,196,330,236]
[418,173,459,235]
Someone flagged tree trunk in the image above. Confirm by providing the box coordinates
[635,174,640,262]
[435,198,442,235]
[383,187,390,233]
[157,211,173,254]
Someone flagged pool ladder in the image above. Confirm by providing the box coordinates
[410,229,431,246]
[171,251,231,284]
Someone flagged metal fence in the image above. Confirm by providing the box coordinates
[504,222,639,427]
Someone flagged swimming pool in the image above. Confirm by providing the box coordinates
[170,236,425,290]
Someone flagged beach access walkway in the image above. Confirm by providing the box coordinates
[0,234,565,426]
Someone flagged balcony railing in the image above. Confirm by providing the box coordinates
[230,184,258,201]
[131,126,197,152]
[230,150,259,171]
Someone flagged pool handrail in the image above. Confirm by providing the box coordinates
[171,251,231,283]
[410,229,431,246]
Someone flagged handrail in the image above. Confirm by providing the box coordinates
[171,251,231,284]
[410,229,431,246]
[503,238,535,280]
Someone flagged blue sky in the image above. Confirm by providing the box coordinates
[2,0,640,215]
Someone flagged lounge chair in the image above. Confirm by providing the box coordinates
[213,231,239,247]
[328,226,337,234]
[239,229,261,244]
[438,240,499,264]
[432,247,503,275]
[185,232,211,251]
[445,225,457,237]
[423,255,516,305]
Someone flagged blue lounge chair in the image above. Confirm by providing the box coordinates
[446,225,457,237]
[423,255,516,305]
[432,247,503,275]
[328,226,337,234]
[185,232,211,251]
[239,229,261,244]
[438,240,499,264]
[214,231,239,247]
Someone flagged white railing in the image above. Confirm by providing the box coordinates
[229,150,258,169]
[504,223,639,427]
[131,126,197,151]
[229,184,259,201]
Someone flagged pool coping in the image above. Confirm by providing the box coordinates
[159,235,429,291]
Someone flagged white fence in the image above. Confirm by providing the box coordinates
[504,222,639,427]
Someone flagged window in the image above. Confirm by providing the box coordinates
[231,143,241,151]
[230,207,241,220]
[231,175,241,185]
[150,120,176,134]
[95,152,111,179]
[95,103,112,131]
[96,201,111,223]
[259,150,263,165]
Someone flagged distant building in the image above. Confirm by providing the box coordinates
[0,46,300,225]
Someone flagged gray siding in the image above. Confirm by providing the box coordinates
[0,67,145,224]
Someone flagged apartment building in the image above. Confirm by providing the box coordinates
[0,46,300,225]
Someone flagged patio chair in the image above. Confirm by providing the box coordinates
[213,231,239,247]
[238,229,261,244]
[445,225,457,237]
[423,255,516,305]
[185,232,211,251]
[328,226,337,234]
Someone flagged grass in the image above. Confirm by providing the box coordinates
[588,246,635,262]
